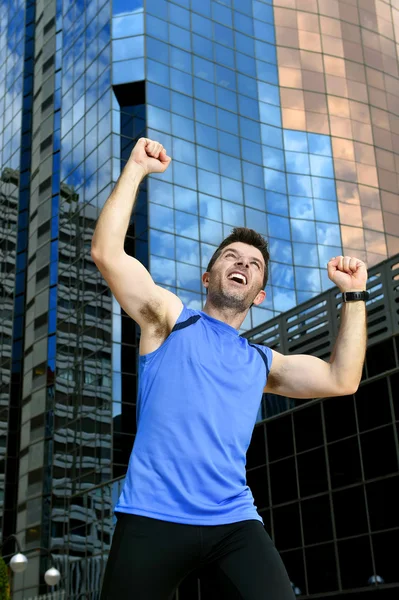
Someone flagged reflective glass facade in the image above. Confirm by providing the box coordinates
[1,0,399,598]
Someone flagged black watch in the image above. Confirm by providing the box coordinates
[342,291,370,302]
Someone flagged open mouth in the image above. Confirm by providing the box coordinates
[228,273,247,286]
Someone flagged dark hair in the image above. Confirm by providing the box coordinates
[206,227,270,289]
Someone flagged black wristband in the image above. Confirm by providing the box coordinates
[342,291,369,302]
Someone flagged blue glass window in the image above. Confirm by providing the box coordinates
[200,217,223,245]
[233,0,252,16]
[287,174,312,197]
[243,161,264,187]
[284,130,308,152]
[244,183,265,210]
[316,223,341,246]
[220,154,241,179]
[289,196,314,220]
[237,73,257,99]
[113,13,144,37]
[221,176,243,202]
[217,108,238,134]
[192,13,212,38]
[268,214,291,240]
[147,59,169,86]
[176,262,201,292]
[240,117,260,142]
[197,146,219,173]
[310,155,334,178]
[196,122,218,148]
[170,46,192,73]
[213,22,234,47]
[293,242,318,267]
[150,229,175,259]
[149,178,173,207]
[269,238,293,265]
[172,113,195,140]
[215,64,236,90]
[261,125,283,149]
[236,52,256,77]
[176,237,200,265]
[191,0,211,17]
[253,1,273,23]
[291,219,316,243]
[239,95,259,119]
[150,203,174,232]
[264,168,287,194]
[258,81,279,106]
[312,177,337,201]
[173,160,196,188]
[308,133,332,156]
[242,139,262,166]
[314,199,339,223]
[255,40,276,64]
[214,43,235,68]
[267,191,288,216]
[169,3,190,28]
[175,210,199,239]
[192,34,213,59]
[234,12,253,35]
[113,0,143,13]
[201,241,217,269]
[195,100,216,126]
[295,266,321,292]
[234,32,255,56]
[173,138,196,165]
[254,20,274,43]
[285,151,310,175]
[212,2,232,26]
[112,35,144,61]
[147,82,170,110]
[194,56,214,81]
[113,58,145,84]
[146,0,167,18]
[146,37,169,64]
[199,193,222,221]
[194,77,215,102]
[147,15,168,41]
[271,262,294,288]
[257,60,278,85]
[216,87,237,112]
[223,200,244,226]
[147,105,171,133]
[151,255,176,286]
[218,130,240,157]
[174,186,198,213]
[170,68,193,95]
[169,24,191,50]
[198,169,221,196]
[259,102,281,127]
[171,91,193,118]
[245,207,267,235]
[262,146,284,171]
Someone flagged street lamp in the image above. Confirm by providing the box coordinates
[0,535,61,586]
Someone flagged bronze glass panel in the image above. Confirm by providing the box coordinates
[324,56,346,77]
[277,47,301,69]
[361,207,384,231]
[339,3,360,25]
[371,107,390,130]
[347,80,368,103]
[318,0,340,19]
[352,121,373,144]
[338,202,363,226]
[363,47,384,71]
[320,16,342,37]
[383,56,399,78]
[336,181,360,205]
[345,61,366,83]
[279,67,303,89]
[322,36,345,58]
[302,70,326,92]
[326,75,348,98]
[276,26,300,49]
[341,22,361,44]
[340,225,365,250]
[366,251,387,267]
[300,50,324,72]
[297,12,320,33]
[377,168,398,194]
[281,88,305,110]
[359,8,378,31]
[330,116,353,139]
[306,112,329,133]
[361,29,380,53]
[372,126,393,151]
[328,96,350,118]
[357,164,379,188]
[387,234,399,255]
[358,184,381,209]
[332,138,355,161]
[343,248,367,263]
[304,91,327,113]
[282,108,306,130]
[342,41,364,63]
[366,67,385,89]
[334,158,357,182]
[381,190,399,214]
[375,148,395,171]
[364,229,387,254]
[298,30,322,52]
[274,7,298,28]
[354,142,376,166]
[296,0,318,10]
[383,212,399,236]
[369,87,388,111]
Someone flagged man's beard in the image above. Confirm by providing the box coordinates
[208,282,252,313]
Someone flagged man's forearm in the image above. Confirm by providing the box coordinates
[91,160,145,258]
[329,302,367,394]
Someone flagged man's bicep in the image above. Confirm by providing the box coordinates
[264,350,344,399]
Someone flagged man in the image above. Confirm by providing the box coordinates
[92,139,368,599]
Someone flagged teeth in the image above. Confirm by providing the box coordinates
[229,273,246,284]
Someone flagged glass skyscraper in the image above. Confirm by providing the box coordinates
[1,0,399,597]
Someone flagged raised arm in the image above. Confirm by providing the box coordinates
[264,256,368,399]
[91,138,182,331]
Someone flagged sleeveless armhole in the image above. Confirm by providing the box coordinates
[249,343,273,386]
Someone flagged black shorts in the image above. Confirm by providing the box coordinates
[100,512,295,599]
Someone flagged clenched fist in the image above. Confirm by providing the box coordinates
[129,138,171,177]
[327,255,368,293]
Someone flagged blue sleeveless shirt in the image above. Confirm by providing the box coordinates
[115,305,273,525]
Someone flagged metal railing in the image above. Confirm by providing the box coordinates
[244,253,399,360]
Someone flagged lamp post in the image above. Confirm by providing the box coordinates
[0,535,61,586]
